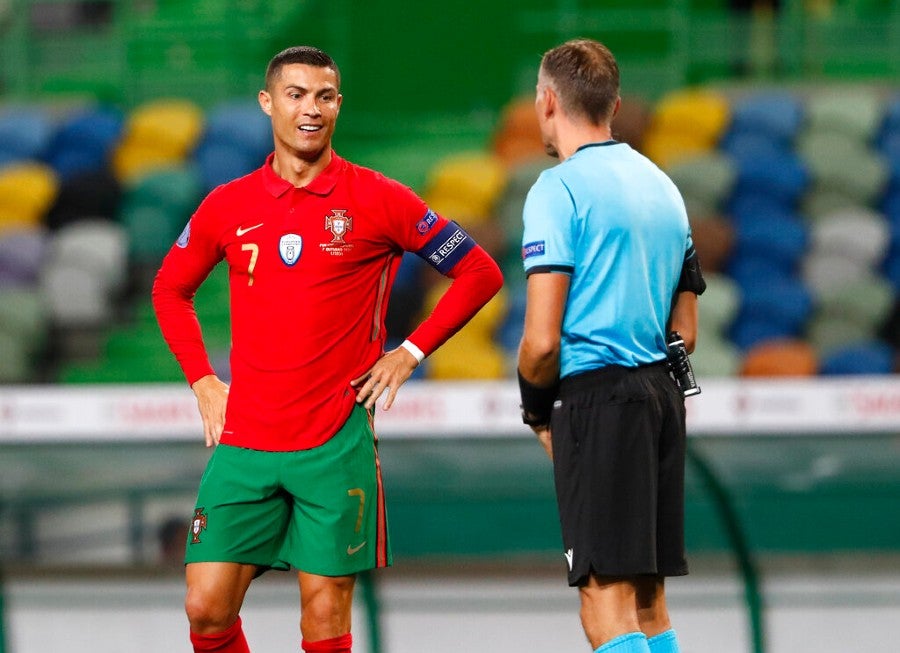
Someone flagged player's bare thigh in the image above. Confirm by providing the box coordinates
[298,571,356,640]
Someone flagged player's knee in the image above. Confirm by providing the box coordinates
[301,576,355,632]
[184,587,239,633]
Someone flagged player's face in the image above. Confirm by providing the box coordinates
[259,63,342,162]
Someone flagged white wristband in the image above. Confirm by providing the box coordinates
[400,339,425,364]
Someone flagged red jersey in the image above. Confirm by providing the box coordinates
[153,152,502,451]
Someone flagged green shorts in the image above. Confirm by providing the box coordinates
[185,405,391,576]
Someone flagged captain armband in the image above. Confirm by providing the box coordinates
[676,246,707,295]
[518,369,559,427]
[415,221,476,275]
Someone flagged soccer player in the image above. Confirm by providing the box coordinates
[516,40,705,653]
[152,46,503,653]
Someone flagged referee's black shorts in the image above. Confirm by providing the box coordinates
[550,361,689,587]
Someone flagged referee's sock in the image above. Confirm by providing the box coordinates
[593,631,651,653]
[301,633,352,653]
[189,616,250,653]
[647,629,681,653]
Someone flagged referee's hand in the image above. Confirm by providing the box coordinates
[351,346,418,411]
[533,426,553,461]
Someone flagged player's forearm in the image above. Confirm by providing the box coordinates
[152,275,215,385]
[406,246,503,356]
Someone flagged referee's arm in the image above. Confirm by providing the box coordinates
[518,271,569,455]
[669,291,699,353]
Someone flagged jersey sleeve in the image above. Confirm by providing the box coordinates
[521,172,576,276]
[151,193,225,385]
[378,177,504,357]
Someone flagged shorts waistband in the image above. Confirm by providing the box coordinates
[559,360,669,396]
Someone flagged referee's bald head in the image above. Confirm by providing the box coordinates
[265,46,341,91]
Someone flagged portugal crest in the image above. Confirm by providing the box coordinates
[320,209,355,256]
[325,209,352,243]
[279,233,303,266]
[191,508,208,544]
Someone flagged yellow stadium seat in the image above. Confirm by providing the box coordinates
[423,152,508,220]
[125,98,205,159]
[651,89,731,145]
[0,163,59,225]
[641,128,713,169]
[423,282,508,380]
[112,138,185,183]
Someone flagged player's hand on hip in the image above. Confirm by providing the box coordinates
[351,346,419,411]
[190,374,229,447]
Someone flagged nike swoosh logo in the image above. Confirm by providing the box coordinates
[347,541,367,555]
[564,548,574,571]
[236,223,263,236]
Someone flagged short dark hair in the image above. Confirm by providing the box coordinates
[265,46,341,90]
[540,39,619,125]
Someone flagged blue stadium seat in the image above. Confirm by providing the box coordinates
[0,107,54,161]
[734,275,813,335]
[193,140,259,192]
[46,106,124,179]
[820,340,895,375]
[728,92,804,145]
[729,201,808,270]
[202,100,272,163]
[729,318,798,351]
[728,148,809,205]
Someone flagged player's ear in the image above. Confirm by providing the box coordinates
[258,89,273,116]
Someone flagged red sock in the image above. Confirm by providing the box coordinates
[190,616,251,653]
[301,632,352,653]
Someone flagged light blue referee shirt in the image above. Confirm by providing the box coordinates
[521,141,693,379]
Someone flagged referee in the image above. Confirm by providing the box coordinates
[517,40,705,653]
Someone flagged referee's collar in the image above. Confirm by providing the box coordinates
[262,151,344,197]
[574,140,619,153]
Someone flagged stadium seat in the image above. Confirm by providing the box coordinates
[124,98,205,160]
[423,152,507,221]
[815,273,894,332]
[0,163,59,228]
[689,333,742,377]
[45,166,122,230]
[46,106,124,179]
[490,96,545,166]
[727,91,804,145]
[802,188,868,221]
[728,148,809,205]
[802,252,875,299]
[734,275,813,335]
[49,219,129,295]
[730,205,808,270]
[112,99,205,182]
[808,206,889,268]
[0,286,49,354]
[650,89,731,146]
[820,340,895,375]
[193,140,259,192]
[666,152,736,209]
[740,339,818,376]
[688,214,734,274]
[202,100,272,163]
[797,130,890,205]
[0,106,54,161]
[806,87,885,142]
[698,273,740,334]
[0,228,48,286]
[39,262,113,328]
[0,331,31,382]
[729,318,801,351]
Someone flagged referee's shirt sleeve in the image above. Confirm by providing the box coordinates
[522,173,575,277]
